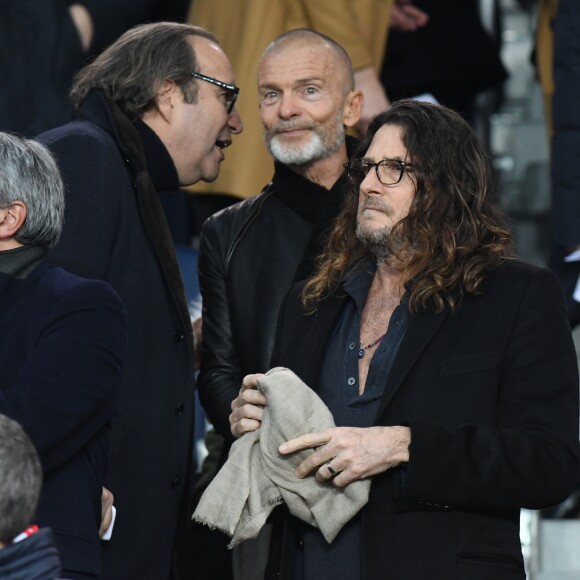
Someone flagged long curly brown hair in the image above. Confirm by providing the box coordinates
[303,100,514,314]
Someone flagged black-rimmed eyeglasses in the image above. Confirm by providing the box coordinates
[191,72,240,114]
[344,158,415,186]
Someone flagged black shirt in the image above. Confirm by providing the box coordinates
[297,257,408,580]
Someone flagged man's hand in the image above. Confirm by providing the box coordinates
[279,426,411,487]
[229,373,268,438]
[390,0,429,31]
[192,316,202,372]
[69,4,93,52]
[99,487,114,538]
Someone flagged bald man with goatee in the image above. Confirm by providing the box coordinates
[196,29,364,579]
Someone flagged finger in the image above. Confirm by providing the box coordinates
[279,429,333,455]
[315,461,340,483]
[232,417,261,437]
[241,373,264,390]
[240,388,267,406]
[294,446,336,478]
[231,388,267,412]
[100,506,113,536]
[230,403,264,425]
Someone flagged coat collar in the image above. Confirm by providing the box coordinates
[77,90,194,353]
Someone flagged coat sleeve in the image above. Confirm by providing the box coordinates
[0,279,127,473]
[552,0,580,246]
[197,215,242,442]
[402,268,580,510]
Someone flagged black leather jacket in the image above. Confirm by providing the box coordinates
[198,157,353,441]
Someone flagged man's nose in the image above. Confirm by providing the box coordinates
[228,107,243,134]
[359,168,381,196]
[278,93,300,119]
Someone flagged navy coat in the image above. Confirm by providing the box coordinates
[0,262,126,577]
[271,260,580,580]
[37,91,196,580]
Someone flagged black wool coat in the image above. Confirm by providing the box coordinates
[37,91,195,580]
[270,259,580,580]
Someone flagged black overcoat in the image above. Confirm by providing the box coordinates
[271,260,580,580]
[38,91,195,580]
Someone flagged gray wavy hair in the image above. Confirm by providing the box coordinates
[0,132,65,248]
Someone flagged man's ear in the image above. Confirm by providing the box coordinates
[342,89,364,128]
[148,79,178,124]
[0,201,27,241]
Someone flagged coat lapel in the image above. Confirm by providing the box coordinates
[375,308,448,420]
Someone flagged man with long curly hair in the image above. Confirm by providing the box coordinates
[231,100,580,580]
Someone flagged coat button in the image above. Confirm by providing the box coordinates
[171,477,181,488]
[173,330,185,343]
[175,403,185,416]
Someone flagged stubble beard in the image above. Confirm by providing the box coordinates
[356,198,408,260]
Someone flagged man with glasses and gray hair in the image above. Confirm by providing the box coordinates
[0,132,126,579]
[36,21,243,580]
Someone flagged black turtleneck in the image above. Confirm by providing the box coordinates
[132,119,193,245]
[270,135,358,281]
[132,119,180,193]
[0,245,46,279]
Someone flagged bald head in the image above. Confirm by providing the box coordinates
[260,28,354,93]
[257,28,363,178]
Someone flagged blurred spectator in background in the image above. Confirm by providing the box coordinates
[0,131,126,579]
[550,0,580,329]
[0,0,190,136]
[380,0,507,125]
[0,414,61,579]
[37,22,242,580]
[534,0,559,134]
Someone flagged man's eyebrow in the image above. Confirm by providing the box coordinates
[258,83,281,91]
[294,77,325,85]
[259,77,326,91]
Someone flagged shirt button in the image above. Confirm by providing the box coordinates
[347,377,356,386]
[175,403,185,416]
[173,330,185,343]
[171,477,181,488]
[349,342,356,350]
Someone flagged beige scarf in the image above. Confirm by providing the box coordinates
[193,367,370,548]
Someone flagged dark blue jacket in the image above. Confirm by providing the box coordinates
[38,91,196,580]
[0,262,126,577]
[0,528,61,580]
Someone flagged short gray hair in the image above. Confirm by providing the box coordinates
[0,415,43,544]
[70,22,219,118]
[0,132,64,248]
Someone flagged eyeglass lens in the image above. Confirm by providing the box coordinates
[349,160,404,186]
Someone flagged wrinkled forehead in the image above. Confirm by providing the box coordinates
[364,124,409,161]
[258,40,349,89]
